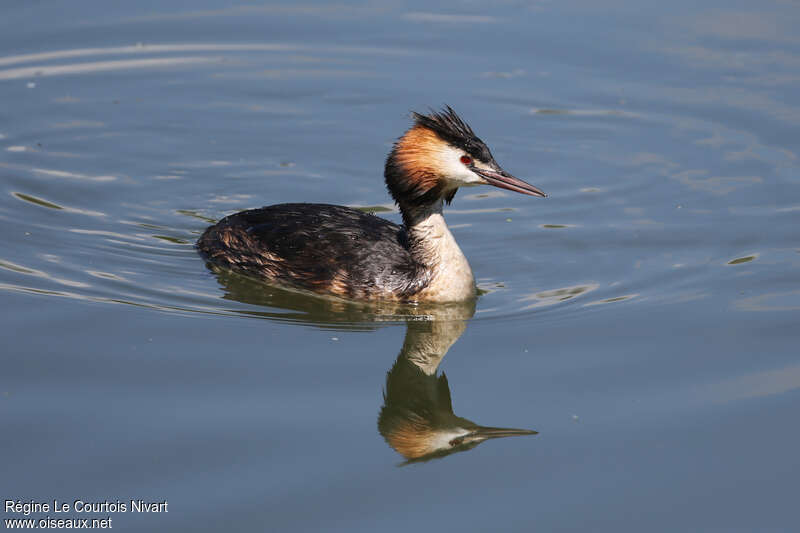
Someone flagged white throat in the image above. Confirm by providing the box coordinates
[406,201,476,302]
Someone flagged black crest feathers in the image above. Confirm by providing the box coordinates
[412,106,493,163]
[412,106,475,145]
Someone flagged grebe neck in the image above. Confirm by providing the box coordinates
[401,199,477,302]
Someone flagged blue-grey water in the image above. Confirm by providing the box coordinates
[2,1,799,531]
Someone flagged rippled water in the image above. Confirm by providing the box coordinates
[2,2,799,532]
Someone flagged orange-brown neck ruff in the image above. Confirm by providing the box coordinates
[385,125,457,217]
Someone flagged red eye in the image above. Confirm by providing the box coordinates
[460,155,472,165]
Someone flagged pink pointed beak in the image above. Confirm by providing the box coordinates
[472,166,547,197]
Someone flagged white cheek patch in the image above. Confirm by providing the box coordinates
[430,428,471,451]
[435,144,487,187]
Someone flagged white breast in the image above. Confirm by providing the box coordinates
[410,210,476,302]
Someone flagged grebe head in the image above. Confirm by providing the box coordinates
[385,106,546,212]
[380,414,539,463]
[378,363,538,463]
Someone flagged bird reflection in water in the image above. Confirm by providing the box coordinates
[208,268,537,462]
[378,307,537,464]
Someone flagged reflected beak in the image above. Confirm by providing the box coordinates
[466,425,538,442]
[472,166,547,198]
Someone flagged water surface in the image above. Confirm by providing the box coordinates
[2,1,799,531]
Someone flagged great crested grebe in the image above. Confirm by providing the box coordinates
[198,106,546,302]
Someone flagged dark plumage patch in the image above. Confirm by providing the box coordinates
[412,106,494,164]
[197,204,431,301]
